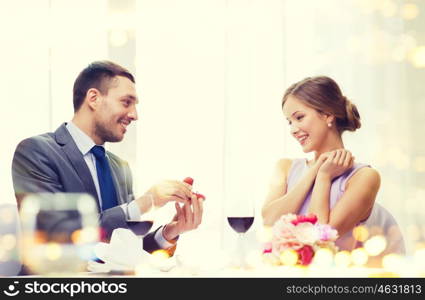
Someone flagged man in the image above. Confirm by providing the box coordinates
[12,60,203,255]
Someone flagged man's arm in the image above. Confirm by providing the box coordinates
[12,138,84,241]
[12,138,128,245]
[12,138,64,206]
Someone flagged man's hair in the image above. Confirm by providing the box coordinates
[73,61,135,112]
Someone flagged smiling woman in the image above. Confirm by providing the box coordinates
[262,76,405,257]
[282,77,361,155]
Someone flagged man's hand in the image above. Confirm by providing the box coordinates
[136,180,193,213]
[162,192,205,241]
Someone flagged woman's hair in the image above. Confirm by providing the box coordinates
[282,76,361,134]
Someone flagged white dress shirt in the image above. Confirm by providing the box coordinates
[66,121,173,248]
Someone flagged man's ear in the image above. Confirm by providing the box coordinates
[86,88,101,110]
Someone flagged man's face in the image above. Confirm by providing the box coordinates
[94,76,138,144]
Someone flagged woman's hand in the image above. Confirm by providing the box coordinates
[317,149,354,181]
[311,151,334,171]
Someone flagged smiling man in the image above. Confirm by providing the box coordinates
[12,61,203,257]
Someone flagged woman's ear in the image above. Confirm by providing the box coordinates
[325,114,335,124]
[318,111,335,124]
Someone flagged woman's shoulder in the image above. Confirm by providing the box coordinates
[353,164,380,178]
[276,157,298,170]
[346,165,380,190]
[276,158,293,168]
[271,158,291,178]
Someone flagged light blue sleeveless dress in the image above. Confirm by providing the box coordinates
[286,159,405,254]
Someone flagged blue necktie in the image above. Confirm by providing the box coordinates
[90,146,118,211]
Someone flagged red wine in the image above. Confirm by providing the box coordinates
[126,221,154,236]
[227,217,254,233]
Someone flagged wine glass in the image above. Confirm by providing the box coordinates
[126,193,155,242]
[226,201,255,268]
[19,193,99,275]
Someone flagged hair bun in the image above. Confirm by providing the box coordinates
[343,97,361,132]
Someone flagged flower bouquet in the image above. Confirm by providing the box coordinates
[263,213,338,266]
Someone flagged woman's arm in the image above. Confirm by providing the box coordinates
[328,167,380,236]
[307,173,332,224]
[262,158,325,226]
[307,149,380,236]
[308,149,354,224]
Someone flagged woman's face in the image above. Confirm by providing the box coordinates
[282,95,331,153]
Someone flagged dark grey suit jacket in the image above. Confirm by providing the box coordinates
[12,123,161,252]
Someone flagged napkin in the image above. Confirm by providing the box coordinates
[87,228,176,273]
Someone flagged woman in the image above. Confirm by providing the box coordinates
[262,76,404,253]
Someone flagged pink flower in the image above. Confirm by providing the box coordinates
[281,214,297,223]
[274,240,303,253]
[264,213,337,267]
[263,242,272,254]
[273,218,296,240]
[291,213,318,226]
[317,224,338,241]
[297,245,314,265]
[293,222,320,245]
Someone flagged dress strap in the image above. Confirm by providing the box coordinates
[339,163,371,192]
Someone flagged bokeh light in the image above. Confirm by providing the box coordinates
[378,0,397,17]
[401,3,419,20]
[413,156,425,173]
[353,225,369,242]
[279,249,298,266]
[334,251,351,268]
[0,234,17,251]
[312,248,334,267]
[409,46,425,68]
[71,227,99,244]
[151,249,170,264]
[382,253,403,272]
[45,243,62,261]
[351,248,369,266]
[364,235,387,256]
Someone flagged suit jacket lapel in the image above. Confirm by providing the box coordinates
[54,123,100,210]
[108,156,126,205]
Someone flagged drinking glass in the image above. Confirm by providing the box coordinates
[19,193,99,275]
[126,193,155,241]
[226,201,254,268]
